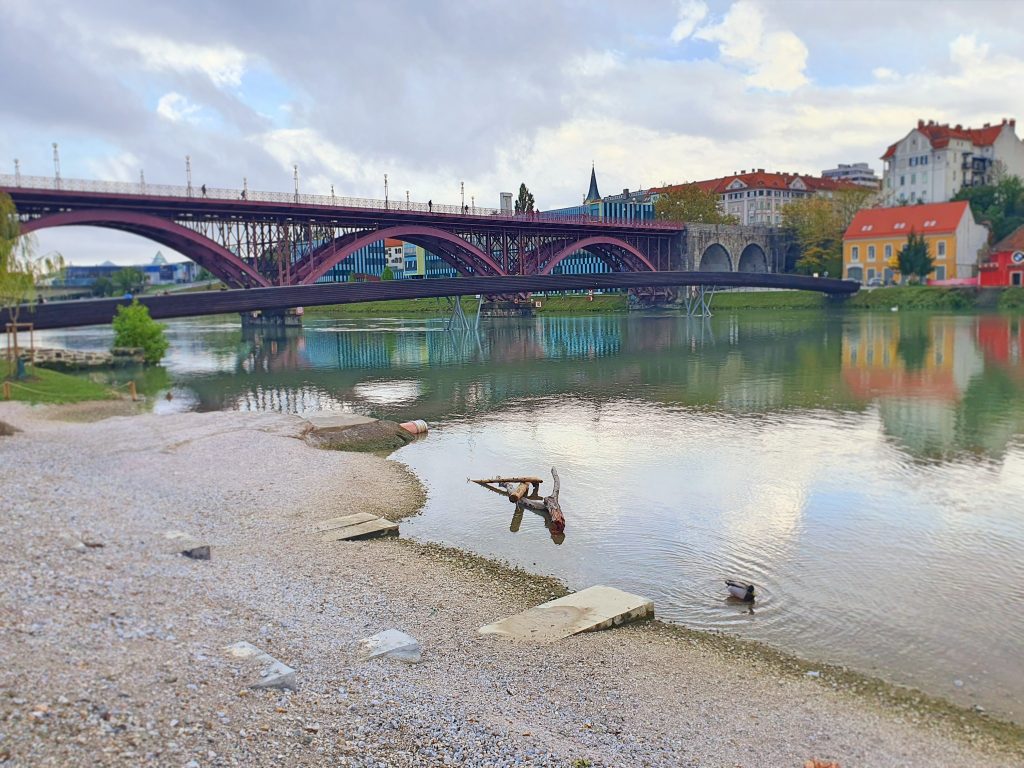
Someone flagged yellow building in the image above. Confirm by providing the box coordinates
[842,200,988,284]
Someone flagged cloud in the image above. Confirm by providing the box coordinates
[156,92,201,123]
[695,0,809,91]
[115,34,247,87]
[670,0,708,43]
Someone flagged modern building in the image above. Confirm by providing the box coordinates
[542,168,656,275]
[58,253,198,287]
[544,167,656,224]
[842,200,989,284]
[656,170,858,227]
[880,118,1024,206]
[822,162,880,188]
[384,238,405,275]
[401,242,457,279]
[317,241,388,282]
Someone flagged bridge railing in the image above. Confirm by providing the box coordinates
[0,173,681,230]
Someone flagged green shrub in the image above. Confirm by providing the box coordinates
[112,300,169,364]
[997,288,1024,311]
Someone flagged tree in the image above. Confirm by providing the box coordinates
[1,192,64,374]
[897,230,934,283]
[381,265,394,281]
[953,175,1024,242]
[783,190,873,276]
[653,185,738,224]
[92,276,115,297]
[514,183,536,215]
[111,300,169,364]
[112,267,146,295]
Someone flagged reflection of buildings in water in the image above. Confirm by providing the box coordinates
[232,384,352,414]
[537,316,623,360]
[719,376,786,410]
[351,379,421,405]
[840,315,1024,459]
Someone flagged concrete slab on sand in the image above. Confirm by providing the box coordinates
[478,585,653,642]
[316,512,379,532]
[320,515,399,542]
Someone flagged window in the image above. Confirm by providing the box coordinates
[868,268,876,280]
[868,245,876,261]
[935,266,946,280]
[1013,272,1023,286]
[851,246,860,262]
[884,244,893,259]
[911,173,916,184]
[937,241,946,257]
[900,175,905,186]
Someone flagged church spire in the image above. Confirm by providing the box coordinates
[585,163,601,203]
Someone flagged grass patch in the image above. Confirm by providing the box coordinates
[845,285,975,310]
[997,288,1024,311]
[1,359,118,404]
[533,294,627,313]
[712,290,826,310]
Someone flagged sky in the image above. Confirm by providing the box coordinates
[3,0,1024,265]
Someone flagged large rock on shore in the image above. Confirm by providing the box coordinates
[0,419,21,437]
[303,412,415,453]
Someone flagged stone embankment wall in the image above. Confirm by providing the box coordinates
[22,347,145,370]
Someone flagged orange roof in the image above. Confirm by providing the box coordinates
[882,119,1014,159]
[992,224,1024,252]
[655,170,858,196]
[843,201,969,240]
[384,238,404,248]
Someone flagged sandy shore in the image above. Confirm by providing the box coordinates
[0,403,1020,767]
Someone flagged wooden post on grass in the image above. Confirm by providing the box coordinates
[128,381,137,401]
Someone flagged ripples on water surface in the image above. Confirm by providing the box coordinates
[40,310,1024,721]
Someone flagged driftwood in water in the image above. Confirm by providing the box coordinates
[508,482,530,503]
[469,468,564,532]
[516,467,564,533]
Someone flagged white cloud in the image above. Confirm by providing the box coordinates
[670,0,708,43]
[116,34,247,87]
[85,151,141,183]
[695,0,808,91]
[156,92,200,123]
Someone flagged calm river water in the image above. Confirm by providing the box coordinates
[41,310,1024,721]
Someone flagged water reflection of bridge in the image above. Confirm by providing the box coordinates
[178,313,1024,462]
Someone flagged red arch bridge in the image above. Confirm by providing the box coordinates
[6,174,801,287]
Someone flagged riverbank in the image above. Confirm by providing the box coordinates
[0,404,1020,766]
[0,359,119,404]
[301,286,1024,317]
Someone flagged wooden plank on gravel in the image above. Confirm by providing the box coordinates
[478,585,653,642]
[320,517,399,542]
[315,512,379,532]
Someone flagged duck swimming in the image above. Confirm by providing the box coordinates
[725,580,755,602]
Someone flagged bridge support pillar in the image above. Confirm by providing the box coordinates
[240,308,304,331]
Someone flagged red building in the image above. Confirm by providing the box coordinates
[979,250,1024,286]
[979,225,1024,286]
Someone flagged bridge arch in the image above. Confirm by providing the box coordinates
[538,236,656,275]
[699,243,732,272]
[299,225,506,285]
[20,210,270,288]
[737,243,768,273]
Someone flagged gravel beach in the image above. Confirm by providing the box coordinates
[0,403,1020,767]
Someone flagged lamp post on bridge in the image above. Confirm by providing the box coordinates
[13,159,20,187]
[384,173,389,210]
[52,143,61,190]
[406,190,410,210]
[460,181,465,213]
[293,164,299,203]
[139,169,146,195]
[185,155,193,197]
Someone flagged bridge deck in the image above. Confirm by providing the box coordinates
[3,273,857,330]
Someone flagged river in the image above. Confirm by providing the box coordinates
[37,309,1024,722]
